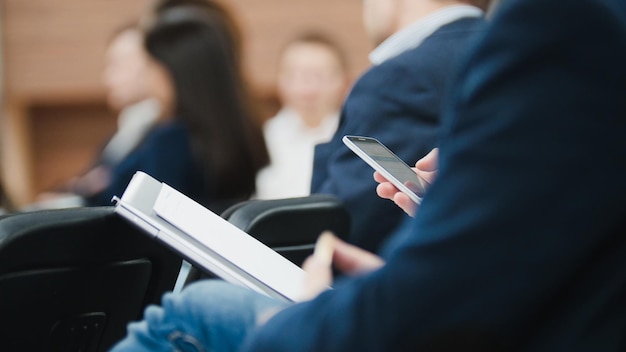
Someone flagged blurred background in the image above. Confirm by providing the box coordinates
[0,0,370,207]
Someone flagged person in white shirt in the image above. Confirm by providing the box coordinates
[255,33,350,199]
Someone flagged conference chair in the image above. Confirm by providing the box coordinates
[0,207,182,352]
[184,194,351,284]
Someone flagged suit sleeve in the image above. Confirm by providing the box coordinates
[243,0,626,350]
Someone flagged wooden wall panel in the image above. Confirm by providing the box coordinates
[3,0,149,95]
[1,0,372,205]
[3,0,370,95]
[30,101,116,193]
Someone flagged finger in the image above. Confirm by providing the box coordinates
[301,255,319,272]
[299,254,333,301]
[332,237,384,275]
[376,182,400,200]
[373,171,389,183]
[393,192,417,217]
[301,254,331,285]
[298,232,336,301]
[415,169,437,185]
[314,231,335,265]
[415,148,438,172]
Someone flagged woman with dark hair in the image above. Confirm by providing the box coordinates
[85,5,268,211]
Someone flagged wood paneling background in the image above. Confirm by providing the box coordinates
[1,0,371,205]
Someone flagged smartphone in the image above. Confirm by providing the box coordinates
[342,135,429,204]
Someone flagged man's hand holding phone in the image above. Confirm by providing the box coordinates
[375,148,438,217]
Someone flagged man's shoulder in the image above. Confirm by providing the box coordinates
[429,16,486,38]
[402,17,485,60]
[370,17,486,76]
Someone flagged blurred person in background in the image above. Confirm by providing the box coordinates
[255,32,349,199]
[67,24,161,202]
[149,0,242,42]
[34,24,159,209]
[82,4,269,210]
[99,25,162,169]
[40,2,268,212]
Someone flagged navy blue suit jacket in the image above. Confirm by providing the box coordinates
[85,120,209,207]
[245,0,626,350]
[311,18,486,253]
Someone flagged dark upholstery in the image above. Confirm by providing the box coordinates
[224,195,350,246]
[185,194,350,284]
[0,207,182,352]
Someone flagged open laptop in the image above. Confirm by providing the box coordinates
[112,171,306,302]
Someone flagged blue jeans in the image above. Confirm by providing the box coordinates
[110,280,289,352]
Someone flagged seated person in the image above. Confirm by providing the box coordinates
[33,24,159,209]
[311,0,489,253]
[90,4,268,210]
[96,23,162,183]
[43,3,269,211]
[111,0,626,350]
[255,32,349,199]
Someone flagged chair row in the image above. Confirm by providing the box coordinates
[0,194,350,352]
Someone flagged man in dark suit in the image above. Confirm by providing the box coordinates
[311,0,488,253]
[112,0,626,350]
[244,0,626,349]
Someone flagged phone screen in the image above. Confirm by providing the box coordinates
[345,136,427,197]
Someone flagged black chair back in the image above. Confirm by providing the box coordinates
[184,194,350,284]
[0,207,182,352]
[223,194,351,264]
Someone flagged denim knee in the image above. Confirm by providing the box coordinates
[112,280,289,352]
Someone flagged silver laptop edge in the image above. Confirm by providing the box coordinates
[112,173,292,302]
